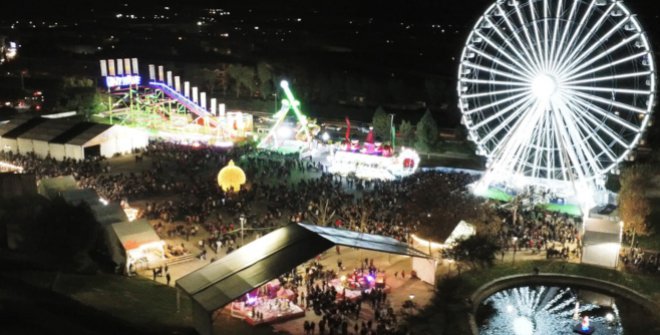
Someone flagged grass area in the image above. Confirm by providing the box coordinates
[482,188,513,202]
[540,203,583,217]
[6,270,278,335]
[481,187,583,216]
[636,235,660,251]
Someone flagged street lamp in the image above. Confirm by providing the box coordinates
[239,214,246,246]
[512,237,518,264]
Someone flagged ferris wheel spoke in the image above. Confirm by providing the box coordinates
[468,38,535,78]
[551,105,593,180]
[462,87,530,99]
[548,0,563,66]
[513,1,545,69]
[563,51,650,82]
[556,105,603,176]
[551,0,581,71]
[561,98,619,162]
[566,85,652,96]
[553,0,598,72]
[469,94,535,131]
[566,96,633,150]
[557,2,628,75]
[542,0,550,68]
[570,94,641,134]
[561,32,642,79]
[460,78,530,86]
[478,97,537,146]
[550,107,583,181]
[496,4,542,73]
[570,90,649,115]
[464,91,532,115]
[479,19,538,76]
[493,103,542,176]
[564,71,653,86]
[530,112,551,178]
[527,0,547,69]
[462,62,530,82]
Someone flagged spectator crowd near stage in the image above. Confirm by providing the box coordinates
[1,140,658,333]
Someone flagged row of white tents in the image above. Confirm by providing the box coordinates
[0,115,148,160]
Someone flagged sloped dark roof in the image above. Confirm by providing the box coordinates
[176,223,429,313]
[1,117,47,139]
[50,122,98,144]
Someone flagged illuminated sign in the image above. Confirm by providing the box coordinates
[106,75,141,88]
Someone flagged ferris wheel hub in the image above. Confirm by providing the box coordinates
[531,74,558,100]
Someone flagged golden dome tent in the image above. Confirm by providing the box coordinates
[217,160,246,192]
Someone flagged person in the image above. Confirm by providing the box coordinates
[310,321,315,334]
[533,266,540,275]
[152,269,157,281]
[166,273,171,286]
[401,270,405,279]
[304,320,310,335]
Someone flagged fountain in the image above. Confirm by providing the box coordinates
[479,286,624,335]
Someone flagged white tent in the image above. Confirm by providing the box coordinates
[64,124,148,160]
[444,220,476,245]
[17,119,77,158]
[110,219,164,273]
[581,216,622,269]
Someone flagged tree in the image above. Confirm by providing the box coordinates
[256,62,274,99]
[415,109,439,152]
[358,204,374,232]
[450,234,501,269]
[618,165,653,246]
[371,106,391,142]
[399,120,415,147]
[227,64,256,98]
[309,199,336,227]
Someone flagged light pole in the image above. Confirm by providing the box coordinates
[240,214,246,246]
[512,237,518,264]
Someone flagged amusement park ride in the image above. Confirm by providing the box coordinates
[96,59,419,180]
[257,79,420,180]
[97,58,252,144]
[327,119,420,180]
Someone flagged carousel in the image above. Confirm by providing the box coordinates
[330,269,389,301]
[227,279,305,326]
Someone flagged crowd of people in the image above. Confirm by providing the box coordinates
[4,138,659,333]
[620,232,660,273]
[494,198,582,260]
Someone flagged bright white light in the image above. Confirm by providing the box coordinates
[532,74,557,100]
[277,126,292,138]
[512,317,534,335]
[322,132,330,141]
[280,80,289,88]
[605,313,614,322]
[99,197,109,206]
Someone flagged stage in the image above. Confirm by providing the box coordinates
[330,271,390,301]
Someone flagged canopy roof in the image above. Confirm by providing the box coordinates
[177,223,429,313]
[110,219,161,251]
[37,175,79,199]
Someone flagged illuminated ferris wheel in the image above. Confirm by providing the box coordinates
[458,0,655,193]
